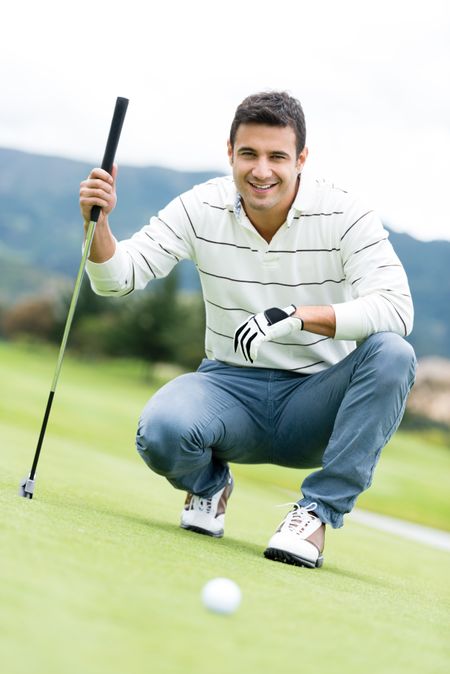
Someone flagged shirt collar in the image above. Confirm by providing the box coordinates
[288,171,318,220]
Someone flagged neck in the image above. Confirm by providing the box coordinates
[243,175,301,243]
[244,211,285,243]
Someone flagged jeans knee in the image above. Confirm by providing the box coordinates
[136,409,178,476]
[366,332,416,388]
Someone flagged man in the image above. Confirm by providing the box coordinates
[79,91,416,569]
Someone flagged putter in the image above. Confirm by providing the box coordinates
[19,96,129,499]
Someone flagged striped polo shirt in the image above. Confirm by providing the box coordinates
[86,173,413,373]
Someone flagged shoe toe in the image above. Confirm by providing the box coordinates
[266,531,319,564]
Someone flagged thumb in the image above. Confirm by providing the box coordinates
[267,317,299,340]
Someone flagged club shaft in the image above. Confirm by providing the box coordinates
[25,97,129,487]
[50,219,96,391]
[29,220,96,480]
[30,391,54,480]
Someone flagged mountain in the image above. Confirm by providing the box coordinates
[1,147,449,358]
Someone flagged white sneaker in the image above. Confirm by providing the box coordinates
[180,473,234,538]
[264,503,325,568]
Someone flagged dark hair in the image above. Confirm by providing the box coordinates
[229,91,306,156]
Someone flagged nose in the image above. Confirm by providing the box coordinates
[251,157,272,181]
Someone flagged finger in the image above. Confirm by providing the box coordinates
[234,321,248,352]
[238,326,252,361]
[252,315,266,335]
[80,195,110,209]
[81,178,113,193]
[80,183,114,200]
[88,167,114,184]
[246,333,258,363]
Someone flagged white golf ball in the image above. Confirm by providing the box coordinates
[201,577,242,615]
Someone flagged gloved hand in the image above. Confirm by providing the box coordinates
[234,304,303,363]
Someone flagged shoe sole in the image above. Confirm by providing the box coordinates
[180,523,224,538]
[264,547,324,569]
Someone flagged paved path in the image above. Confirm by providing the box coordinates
[350,509,450,551]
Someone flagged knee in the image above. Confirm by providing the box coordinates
[366,332,416,386]
[136,405,181,476]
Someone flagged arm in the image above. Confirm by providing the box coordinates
[332,207,413,339]
[293,305,336,338]
[234,206,412,362]
[79,170,195,297]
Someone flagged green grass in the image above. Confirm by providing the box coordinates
[0,341,449,674]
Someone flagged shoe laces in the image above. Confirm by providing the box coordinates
[187,494,213,514]
[276,502,318,535]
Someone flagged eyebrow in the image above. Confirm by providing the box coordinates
[237,146,290,157]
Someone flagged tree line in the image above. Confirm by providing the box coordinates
[0,270,206,370]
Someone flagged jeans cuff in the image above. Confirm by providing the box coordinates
[297,498,345,529]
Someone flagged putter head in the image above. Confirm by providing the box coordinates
[19,476,35,499]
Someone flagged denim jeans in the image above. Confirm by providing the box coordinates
[136,333,416,528]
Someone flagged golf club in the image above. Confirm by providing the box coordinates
[19,96,129,499]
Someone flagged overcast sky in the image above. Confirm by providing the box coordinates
[1,0,449,241]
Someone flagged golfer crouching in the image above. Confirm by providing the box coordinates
[79,91,416,568]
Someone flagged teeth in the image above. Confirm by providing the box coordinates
[251,184,273,190]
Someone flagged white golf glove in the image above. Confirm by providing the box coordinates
[234,304,303,363]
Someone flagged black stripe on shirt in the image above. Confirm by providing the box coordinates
[291,361,325,371]
[157,217,183,241]
[298,211,344,218]
[206,299,252,313]
[206,325,330,350]
[269,247,341,254]
[145,232,180,261]
[381,295,408,336]
[345,237,389,263]
[380,289,411,297]
[351,266,404,286]
[179,199,259,251]
[120,256,136,295]
[207,326,233,340]
[278,336,331,347]
[199,267,346,288]
[340,210,374,241]
[202,201,234,213]
[137,250,157,278]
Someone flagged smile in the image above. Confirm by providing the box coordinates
[249,182,277,192]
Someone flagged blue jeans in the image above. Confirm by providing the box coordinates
[136,333,416,528]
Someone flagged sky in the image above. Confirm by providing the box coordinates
[1,0,449,241]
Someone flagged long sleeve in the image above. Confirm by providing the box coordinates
[86,194,195,297]
[332,205,414,340]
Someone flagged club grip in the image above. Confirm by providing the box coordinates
[90,96,129,223]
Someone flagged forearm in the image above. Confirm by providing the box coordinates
[294,305,336,338]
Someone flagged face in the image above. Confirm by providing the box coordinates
[228,123,308,224]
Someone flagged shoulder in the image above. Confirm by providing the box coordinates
[297,174,356,212]
[179,175,236,214]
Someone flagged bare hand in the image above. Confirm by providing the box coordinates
[79,164,118,225]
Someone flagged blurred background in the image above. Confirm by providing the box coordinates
[1,0,449,431]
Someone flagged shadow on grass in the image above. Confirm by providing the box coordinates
[116,509,264,558]
[321,563,394,589]
[107,510,395,589]
[24,491,396,590]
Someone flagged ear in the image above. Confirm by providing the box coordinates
[227,139,234,166]
[297,146,309,174]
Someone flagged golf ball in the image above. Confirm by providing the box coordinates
[201,577,242,615]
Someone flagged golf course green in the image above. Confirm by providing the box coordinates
[1,341,449,674]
